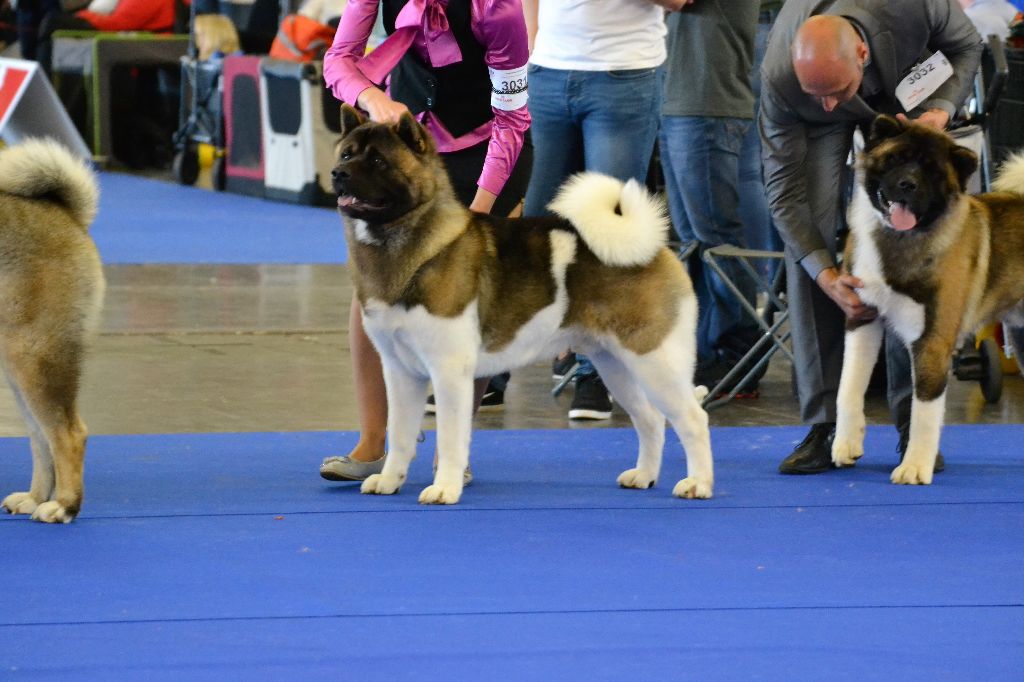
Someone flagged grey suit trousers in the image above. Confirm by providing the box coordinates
[785,122,913,426]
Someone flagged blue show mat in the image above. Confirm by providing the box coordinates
[91,172,347,264]
[0,425,1021,679]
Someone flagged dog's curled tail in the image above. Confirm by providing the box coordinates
[0,138,98,229]
[547,172,669,267]
[992,152,1024,196]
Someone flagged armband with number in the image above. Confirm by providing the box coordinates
[489,65,528,111]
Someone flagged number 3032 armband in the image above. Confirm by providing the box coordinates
[489,65,528,111]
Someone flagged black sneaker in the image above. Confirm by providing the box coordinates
[552,352,579,381]
[478,385,505,411]
[425,382,505,414]
[568,373,613,420]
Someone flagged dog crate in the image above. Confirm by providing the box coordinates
[223,54,265,197]
[258,58,342,205]
[989,47,1024,166]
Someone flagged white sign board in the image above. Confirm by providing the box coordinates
[0,58,91,160]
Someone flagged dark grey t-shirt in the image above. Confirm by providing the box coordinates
[661,2,760,119]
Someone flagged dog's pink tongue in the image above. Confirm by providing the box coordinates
[890,204,917,231]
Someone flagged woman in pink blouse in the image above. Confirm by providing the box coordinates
[320,0,531,483]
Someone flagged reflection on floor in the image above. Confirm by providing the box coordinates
[2,264,1021,444]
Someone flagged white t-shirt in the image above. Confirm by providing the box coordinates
[530,0,667,71]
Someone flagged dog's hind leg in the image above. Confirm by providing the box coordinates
[617,318,713,498]
[0,344,87,523]
[586,350,665,490]
[833,320,884,467]
[1,386,55,517]
[361,363,428,496]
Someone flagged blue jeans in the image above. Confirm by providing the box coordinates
[660,115,759,366]
[524,64,663,376]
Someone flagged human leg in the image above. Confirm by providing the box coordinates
[566,67,663,418]
[660,115,759,371]
[319,295,387,481]
[777,124,854,472]
[522,65,583,218]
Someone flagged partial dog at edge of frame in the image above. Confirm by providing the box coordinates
[0,139,106,523]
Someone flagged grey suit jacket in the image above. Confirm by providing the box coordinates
[758,0,982,278]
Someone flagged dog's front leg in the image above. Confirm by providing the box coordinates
[420,360,475,505]
[361,363,428,496]
[833,319,884,467]
[891,336,950,485]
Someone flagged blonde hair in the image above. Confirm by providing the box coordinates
[194,14,241,61]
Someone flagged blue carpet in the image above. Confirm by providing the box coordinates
[92,173,347,265]
[0,425,1021,679]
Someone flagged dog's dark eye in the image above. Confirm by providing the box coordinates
[372,154,388,168]
[340,149,352,161]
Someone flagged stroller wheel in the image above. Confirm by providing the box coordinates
[212,154,227,191]
[979,337,1003,404]
[173,147,200,186]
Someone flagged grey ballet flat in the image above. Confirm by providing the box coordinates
[319,455,385,482]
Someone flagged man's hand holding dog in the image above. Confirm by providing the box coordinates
[817,267,878,321]
[897,109,949,131]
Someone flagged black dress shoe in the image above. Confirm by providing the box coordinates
[779,423,836,474]
[896,428,945,473]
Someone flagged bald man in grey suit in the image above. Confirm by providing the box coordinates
[759,0,982,474]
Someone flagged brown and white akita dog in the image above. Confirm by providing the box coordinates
[834,115,1024,484]
[332,105,713,504]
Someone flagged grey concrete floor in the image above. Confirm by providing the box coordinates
[0,263,1018,440]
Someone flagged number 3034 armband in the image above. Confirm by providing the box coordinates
[489,65,528,111]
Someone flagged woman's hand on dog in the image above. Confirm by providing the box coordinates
[356,87,411,124]
[817,267,878,322]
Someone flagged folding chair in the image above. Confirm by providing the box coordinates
[698,244,791,409]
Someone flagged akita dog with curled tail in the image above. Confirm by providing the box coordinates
[333,105,712,505]
[0,139,106,523]
[833,115,1024,484]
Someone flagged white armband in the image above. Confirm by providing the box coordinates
[489,65,528,111]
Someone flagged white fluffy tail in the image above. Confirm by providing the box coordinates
[547,172,669,267]
[992,152,1024,196]
[0,138,98,228]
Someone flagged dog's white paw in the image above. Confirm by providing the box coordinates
[617,468,657,490]
[31,501,74,524]
[890,462,934,486]
[672,477,713,500]
[831,436,863,467]
[2,492,39,516]
[360,473,404,495]
[418,483,462,505]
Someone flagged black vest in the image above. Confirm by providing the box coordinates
[381,0,493,137]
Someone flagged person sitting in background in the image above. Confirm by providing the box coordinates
[35,0,176,74]
[194,13,239,61]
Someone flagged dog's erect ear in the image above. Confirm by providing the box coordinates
[395,111,430,155]
[950,144,979,191]
[866,114,904,149]
[340,104,365,137]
